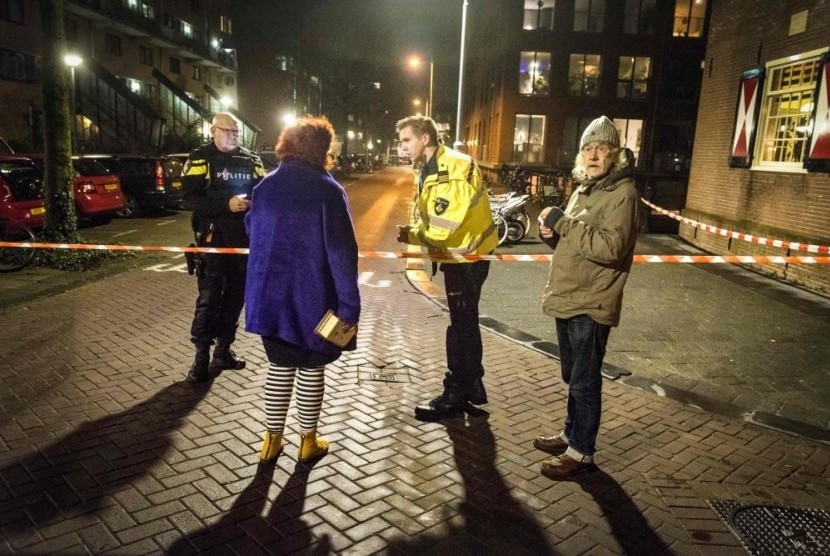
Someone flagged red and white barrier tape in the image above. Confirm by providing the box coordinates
[642,198,830,254]
[2,241,830,264]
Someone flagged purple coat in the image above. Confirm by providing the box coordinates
[244,160,360,357]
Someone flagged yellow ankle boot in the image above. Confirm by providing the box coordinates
[298,430,329,462]
[259,431,284,462]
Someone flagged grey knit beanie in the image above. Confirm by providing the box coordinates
[580,116,619,149]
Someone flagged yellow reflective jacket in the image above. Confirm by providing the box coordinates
[408,145,497,261]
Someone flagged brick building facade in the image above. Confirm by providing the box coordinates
[683,1,830,294]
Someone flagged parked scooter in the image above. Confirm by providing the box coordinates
[490,192,530,246]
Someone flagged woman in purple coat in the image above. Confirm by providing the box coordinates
[245,115,360,463]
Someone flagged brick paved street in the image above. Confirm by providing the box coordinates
[1,255,829,554]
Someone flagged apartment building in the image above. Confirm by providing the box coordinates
[461,0,710,228]
[0,0,259,154]
[681,1,830,293]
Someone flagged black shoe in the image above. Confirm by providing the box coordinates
[210,348,246,372]
[187,343,211,383]
[414,391,465,421]
[187,354,211,383]
[466,378,488,405]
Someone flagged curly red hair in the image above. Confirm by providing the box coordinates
[275,115,334,170]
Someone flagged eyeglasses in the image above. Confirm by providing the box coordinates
[581,143,612,155]
[215,126,240,137]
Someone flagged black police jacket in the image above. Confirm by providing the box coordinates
[181,143,266,248]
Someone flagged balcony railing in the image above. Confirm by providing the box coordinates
[68,0,236,71]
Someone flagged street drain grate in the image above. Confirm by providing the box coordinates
[708,500,830,555]
[369,372,399,382]
[358,366,411,384]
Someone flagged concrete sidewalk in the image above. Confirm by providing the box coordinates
[0,249,829,553]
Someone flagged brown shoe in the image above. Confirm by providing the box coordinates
[540,454,596,479]
[533,434,568,455]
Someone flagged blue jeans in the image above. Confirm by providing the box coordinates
[556,315,611,457]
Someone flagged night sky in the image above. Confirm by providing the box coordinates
[238,0,465,112]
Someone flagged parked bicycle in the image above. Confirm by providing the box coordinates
[0,219,36,272]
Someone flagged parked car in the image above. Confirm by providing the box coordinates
[27,155,125,223]
[76,154,184,218]
[0,155,45,229]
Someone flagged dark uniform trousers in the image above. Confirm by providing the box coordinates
[441,260,490,391]
[191,253,247,346]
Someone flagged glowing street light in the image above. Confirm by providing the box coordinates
[280,112,297,127]
[220,96,232,107]
[408,55,434,118]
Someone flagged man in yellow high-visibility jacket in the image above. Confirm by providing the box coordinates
[396,115,498,421]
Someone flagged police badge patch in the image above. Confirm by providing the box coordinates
[434,197,450,214]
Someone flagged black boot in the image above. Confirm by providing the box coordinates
[187,343,211,383]
[210,341,246,372]
[466,378,488,405]
[414,390,466,421]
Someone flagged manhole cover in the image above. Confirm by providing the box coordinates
[709,500,830,555]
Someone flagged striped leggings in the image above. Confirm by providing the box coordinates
[264,364,325,434]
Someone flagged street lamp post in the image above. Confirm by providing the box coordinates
[408,56,434,118]
[63,53,83,152]
[454,0,469,150]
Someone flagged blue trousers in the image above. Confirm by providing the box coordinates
[555,315,611,457]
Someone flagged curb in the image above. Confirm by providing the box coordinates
[403,262,830,447]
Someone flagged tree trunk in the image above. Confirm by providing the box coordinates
[38,0,79,241]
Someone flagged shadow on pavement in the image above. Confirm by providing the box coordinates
[166,457,330,554]
[386,413,558,555]
[0,380,209,547]
[565,469,673,554]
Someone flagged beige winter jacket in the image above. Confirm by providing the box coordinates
[542,150,644,327]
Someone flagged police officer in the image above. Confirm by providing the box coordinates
[395,115,498,420]
[182,112,267,383]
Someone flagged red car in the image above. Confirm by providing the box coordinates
[28,155,125,222]
[0,155,45,229]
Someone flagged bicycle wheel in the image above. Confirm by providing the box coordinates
[0,220,36,272]
[493,212,509,246]
[506,219,526,243]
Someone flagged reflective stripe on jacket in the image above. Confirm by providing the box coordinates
[408,145,497,261]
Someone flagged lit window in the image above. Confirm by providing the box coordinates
[220,14,232,35]
[523,0,554,30]
[276,56,295,72]
[573,0,604,32]
[141,2,154,19]
[568,54,601,96]
[673,0,707,37]
[754,51,823,169]
[624,0,656,35]
[192,65,201,81]
[613,118,643,161]
[519,51,551,96]
[513,114,546,163]
[182,22,193,38]
[617,56,650,99]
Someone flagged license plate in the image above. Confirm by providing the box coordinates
[172,180,182,189]
[30,207,46,216]
[104,183,118,191]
